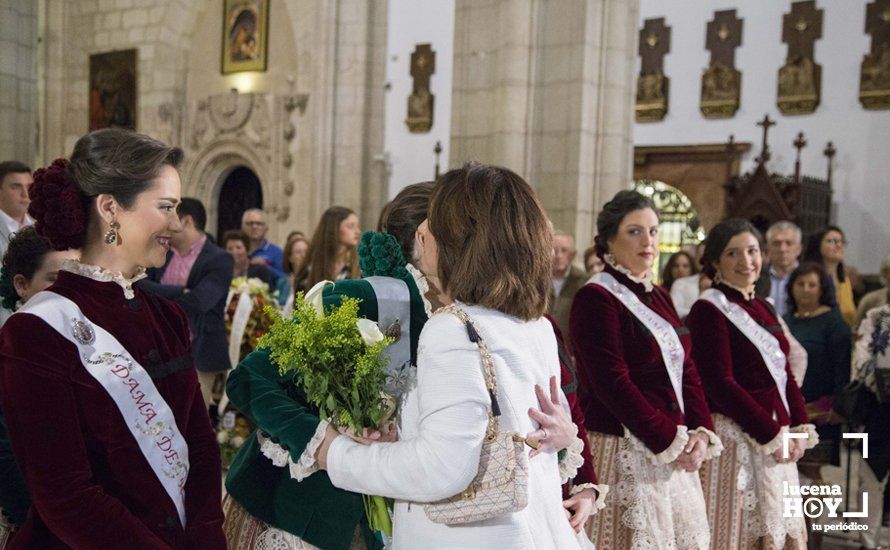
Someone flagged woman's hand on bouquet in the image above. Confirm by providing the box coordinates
[563,488,596,533]
[674,432,708,472]
[339,422,399,445]
[526,376,575,457]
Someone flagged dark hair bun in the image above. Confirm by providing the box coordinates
[358,231,408,279]
[28,159,90,250]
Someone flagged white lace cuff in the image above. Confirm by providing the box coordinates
[649,424,689,465]
[558,436,585,483]
[689,426,724,460]
[258,420,329,482]
[790,424,819,450]
[750,425,788,455]
[570,483,610,512]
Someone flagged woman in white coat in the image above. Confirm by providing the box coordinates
[316,163,589,549]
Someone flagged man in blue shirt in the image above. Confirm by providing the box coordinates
[241,208,285,283]
[755,220,802,316]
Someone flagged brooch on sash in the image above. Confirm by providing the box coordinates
[71,319,96,345]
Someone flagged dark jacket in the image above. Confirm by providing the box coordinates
[570,264,715,455]
[548,266,589,340]
[0,271,225,548]
[687,284,810,445]
[140,238,234,373]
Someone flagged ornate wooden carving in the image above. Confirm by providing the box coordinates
[636,18,671,123]
[725,116,832,236]
[633,141,751,231]
[778,1,823,115]
[406,44,435,133]
[701,10,743,119]
[860,0,890,109]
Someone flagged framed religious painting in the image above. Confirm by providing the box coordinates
[221,0,270,74]
[89,49,137,131]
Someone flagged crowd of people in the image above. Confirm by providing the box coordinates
[0,127,887,549]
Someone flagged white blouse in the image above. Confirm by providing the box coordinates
[327,303,585,549]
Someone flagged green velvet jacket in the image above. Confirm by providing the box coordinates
[224,276,427,550]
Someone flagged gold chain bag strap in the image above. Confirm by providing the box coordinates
[424,304,529,524]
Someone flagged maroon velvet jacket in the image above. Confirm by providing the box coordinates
[686,284,809,445]
[569,264,714,455]
[545,315,597,494]
[0,270,225,549]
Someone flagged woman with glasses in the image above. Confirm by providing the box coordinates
[803,226,864,327]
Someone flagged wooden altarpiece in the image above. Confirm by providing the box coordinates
[724,114,834,237]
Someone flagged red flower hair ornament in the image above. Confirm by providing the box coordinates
[28,158,90,251]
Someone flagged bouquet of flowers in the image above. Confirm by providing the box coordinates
[258,281,395,533]
[226,277,278,366]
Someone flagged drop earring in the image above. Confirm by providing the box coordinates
[104,220,121,246]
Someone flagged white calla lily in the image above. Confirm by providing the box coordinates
[356,318,385,347]
[304,280,330,318]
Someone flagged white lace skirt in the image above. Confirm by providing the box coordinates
[586,431,710,550]
[700,415,806,549]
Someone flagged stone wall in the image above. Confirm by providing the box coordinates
[0,0,38,164]
[38,0,388,243]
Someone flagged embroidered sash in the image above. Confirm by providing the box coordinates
[699,288,790,415]
[590,271,686,414]
[365,276,413,399]
[19,291,190,527]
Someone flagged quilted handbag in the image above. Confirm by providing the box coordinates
[424,305,529,525]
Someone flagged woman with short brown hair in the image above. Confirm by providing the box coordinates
[317,163,588,548]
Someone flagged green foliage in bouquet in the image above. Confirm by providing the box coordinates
[257,294,393,433]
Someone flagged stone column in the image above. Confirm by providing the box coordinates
[450,0,638,246]
[328,0,388,229]
[0,0,38,163]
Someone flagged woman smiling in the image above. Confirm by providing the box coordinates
[687,218,814,550]
[0,128,225,548]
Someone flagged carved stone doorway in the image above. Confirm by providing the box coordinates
[216,166,263,241]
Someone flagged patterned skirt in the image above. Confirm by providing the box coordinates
[222,495,367,550]
[700,415,807,550]
[585,430,711,550]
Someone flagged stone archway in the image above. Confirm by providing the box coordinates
[181,138,271,239]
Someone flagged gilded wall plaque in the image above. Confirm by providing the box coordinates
[636,18,671,123]
[406,44,435,133]
[777,1,823,115]
[859,0,890,109]
[701,10,743,118]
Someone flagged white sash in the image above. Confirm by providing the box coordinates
[699,288,790,415]
[590,271,686,414]
[365,276,413,399]
[18,291,190,527]
[226,286,254,370]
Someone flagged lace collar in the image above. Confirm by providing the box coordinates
[61,259,147,300]
[406,263,433,317]
[605,255,654,292]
